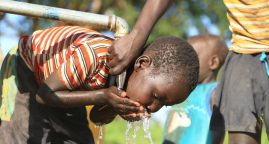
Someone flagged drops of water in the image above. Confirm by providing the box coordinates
[142,116,154,144]
[125,109,154,144]
[126,121,133,144]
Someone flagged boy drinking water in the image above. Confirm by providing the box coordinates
[162,35,228,144]
[90,36,200,123]
[0,26,199,143]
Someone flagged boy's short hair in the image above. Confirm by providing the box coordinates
[144,36,199,93]
[187,34,228,68]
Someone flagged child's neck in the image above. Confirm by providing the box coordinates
[200,73,217,84]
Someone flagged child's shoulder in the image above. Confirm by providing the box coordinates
[193,82,218,96]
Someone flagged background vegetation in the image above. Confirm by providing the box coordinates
[0,0,230,41]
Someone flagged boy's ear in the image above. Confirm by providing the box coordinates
[134,55,152,70]
[209,55,220,70]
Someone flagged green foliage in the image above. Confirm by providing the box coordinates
[112,0,230,41]
[1,0,230,41]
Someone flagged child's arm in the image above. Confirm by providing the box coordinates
[35,71,143,115]
[108,0,173,75]
[90,104,150,124]
[90,105,117,125]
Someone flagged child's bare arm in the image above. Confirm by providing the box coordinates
[108,0,173,75]
[90,105,117,125]
[90,104,148,124]
[35,71,143,114]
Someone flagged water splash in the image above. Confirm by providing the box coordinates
[126,121,133,144]
[142,116,154,144]
[133,123,140,139]
[125,110,154,144]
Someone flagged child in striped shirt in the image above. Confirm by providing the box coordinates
[0,26,199,144]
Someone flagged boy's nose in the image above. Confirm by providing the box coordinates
[147,104,163,113]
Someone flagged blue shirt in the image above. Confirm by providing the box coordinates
[163,82,218,144]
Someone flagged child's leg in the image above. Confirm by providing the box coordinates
[227,109,262,144]
[211,51,269,143]
[229,119,262,144]
[229,132,261,144]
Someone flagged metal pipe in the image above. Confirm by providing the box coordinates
[0,0,129,38]
[0,0,128,87]
[116,71,126,90]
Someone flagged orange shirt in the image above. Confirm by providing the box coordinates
[18,26,113,90]
[224,0,269,54]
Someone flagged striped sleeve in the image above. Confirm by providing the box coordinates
[57,41,97,90]
[83,37,112,90]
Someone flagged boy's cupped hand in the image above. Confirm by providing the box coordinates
[105,86,150,121]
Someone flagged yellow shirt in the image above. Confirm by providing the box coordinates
[224,0,269,54]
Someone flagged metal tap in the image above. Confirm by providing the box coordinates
[116,71,127,90]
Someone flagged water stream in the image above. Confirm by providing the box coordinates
[125,113,154,144]
[95,111,154,144]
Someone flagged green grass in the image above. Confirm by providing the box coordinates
[261,126,269,144]
[105,117,269,144]
[105,116,163,144]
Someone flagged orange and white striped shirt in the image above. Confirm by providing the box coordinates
[18,26,113,90]
[224,0,269,54]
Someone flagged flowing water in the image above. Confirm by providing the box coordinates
[95,111,154,144]
[142,116,154,144]
[125,112,154,144]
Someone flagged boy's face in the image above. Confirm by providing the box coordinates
[126,55,188,113]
